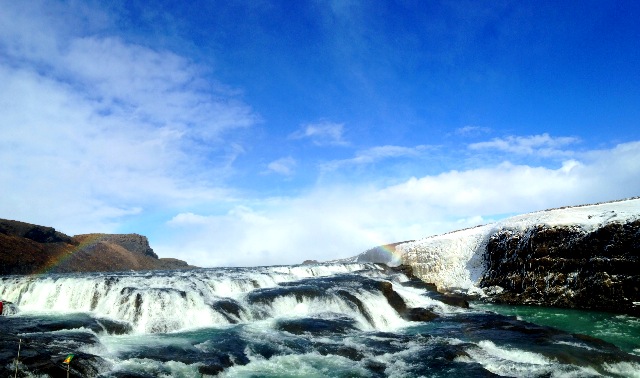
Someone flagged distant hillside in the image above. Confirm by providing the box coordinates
[0,219,195,275]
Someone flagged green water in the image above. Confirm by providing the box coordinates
[472,302,640,355]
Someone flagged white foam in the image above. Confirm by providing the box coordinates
[554,340,596,351]
[393,283,460,314]
[461,340,602,378]
[109,358,200,378]
[475,340,552,365]
[218,352,370,377]
[0,263,409,334]
[603,361,640,378]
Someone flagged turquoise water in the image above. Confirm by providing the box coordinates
[472,302,640,355]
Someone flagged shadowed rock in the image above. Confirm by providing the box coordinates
[481,220,640,316]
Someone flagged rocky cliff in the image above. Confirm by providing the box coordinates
[480,220,640,316]
[0,219,194,275]
[363,198,640,316]
[75,233,159,258]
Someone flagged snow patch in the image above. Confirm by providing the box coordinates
[397,198,640,291]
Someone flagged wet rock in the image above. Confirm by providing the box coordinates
[0,312,130,336]
[378,281,407,314]
[211,299,245,323]
[0,333,109,378]
[437,294,470,308]
[388,264,417,279]
[276,317,357,335]
[95,317,132,335]
[431,344,471,361]
[246,285,324,305]
[198,363,225,376]
[481,220,640,316]
[402,307,439,322]
[400,279,439,292]
[336,289,375,326]
[314,343,365,361]
[363,359,387,375]
[196,354,234,376]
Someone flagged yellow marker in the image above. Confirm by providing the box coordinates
[63,354,74,364]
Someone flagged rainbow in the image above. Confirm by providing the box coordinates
[30,233,108,275]
[361,230,409,263]
[377,243,403,261]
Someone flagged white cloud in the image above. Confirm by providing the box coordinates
[321,145,428,171]
[155,141,640,267]
[289,121,348,146]
[266,157,297,176]
[469,133,580,157]
[59,37,257,140]
[0,3,257,233]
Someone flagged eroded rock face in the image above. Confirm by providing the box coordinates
[0,218,194,275]
[480,220,640,316]
[74,233,158,258]
[0,219,74,244]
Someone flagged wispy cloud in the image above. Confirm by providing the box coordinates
[321,145,428,171]
[454,125,492,137]
[289,121,349,146]
[265,157,297,176]
[469,133,580,157]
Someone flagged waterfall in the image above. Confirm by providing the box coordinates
[0,263,437,334]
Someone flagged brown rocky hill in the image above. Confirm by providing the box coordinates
[0,218,195,275]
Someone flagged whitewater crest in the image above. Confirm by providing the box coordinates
[0,263,437,334]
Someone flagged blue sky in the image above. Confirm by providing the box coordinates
[1,1,639,266]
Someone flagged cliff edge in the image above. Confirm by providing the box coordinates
[356,198,640,316]
[0,218,194,275]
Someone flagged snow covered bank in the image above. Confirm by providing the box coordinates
[397,198,640,298]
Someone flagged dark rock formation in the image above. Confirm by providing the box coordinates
[75,233,158,258]
[0,218,195,275]
[0,315,113,377]
[0,219,75,275]
[403,307,439,321]
[0,219,74,244]
[275,317,358,335]
[377,280,440,322]
[481,220,640,316]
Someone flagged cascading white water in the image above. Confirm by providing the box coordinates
[0,263,431,333]
[3,263,639,378]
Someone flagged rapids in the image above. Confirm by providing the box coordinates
[1,263,639,377]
